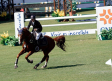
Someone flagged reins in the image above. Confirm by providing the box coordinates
[22,30,33,44]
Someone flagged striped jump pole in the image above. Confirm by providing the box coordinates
[12,2,53,5]
[73,7,97,10]
[72,1,104,5]
[72,1,104,11]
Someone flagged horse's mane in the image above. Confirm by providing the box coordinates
[22,27,31,35]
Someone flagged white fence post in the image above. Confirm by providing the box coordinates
[96,6,112,40]
[14,12,24,38]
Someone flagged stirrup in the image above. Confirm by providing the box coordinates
[36,40,40,46]
[35,46,39,51]
[29,39,33,43]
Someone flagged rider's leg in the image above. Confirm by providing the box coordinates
[35,32,42,45]
[36,32,42,40]
[35,32,43,51]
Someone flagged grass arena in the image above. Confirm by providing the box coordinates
[0,10,112,81]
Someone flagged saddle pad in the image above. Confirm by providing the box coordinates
[40,37,48,46]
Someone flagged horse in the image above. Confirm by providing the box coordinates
[14,27,66,69]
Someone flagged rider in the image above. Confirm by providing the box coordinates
[27,15,43,46]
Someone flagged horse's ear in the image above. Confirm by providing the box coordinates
[24,27,27,29]
[17,28,19,32]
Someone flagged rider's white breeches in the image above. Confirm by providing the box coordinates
[35,32,42,40]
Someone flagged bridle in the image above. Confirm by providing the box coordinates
[17,28,34,44]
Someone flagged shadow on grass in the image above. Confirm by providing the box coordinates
[66,37,96,41]
[46,64,85,69]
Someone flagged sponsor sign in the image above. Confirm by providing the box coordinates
[96,6,112,40]
[42,29,97,37]
[14,12,24,38]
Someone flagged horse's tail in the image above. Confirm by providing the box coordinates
[53,35,66,51]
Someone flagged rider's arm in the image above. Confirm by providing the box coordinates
[35,20,42,32]
[27,20,32,30]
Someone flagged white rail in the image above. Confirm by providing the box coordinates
[24,14,97,37]
[29,21,96,28]
[25,14,97,21]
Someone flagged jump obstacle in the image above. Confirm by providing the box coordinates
[72,1,104,11]
[14,12,97,38]
[14,6,112,40]
[14,0,73,17]
[14,2,54,18]
[14,0,104,17]
[74,1,104,4]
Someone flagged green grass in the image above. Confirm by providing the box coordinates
[0,10,112,81]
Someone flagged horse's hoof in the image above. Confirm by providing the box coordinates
[33,66,37,69]
[14,65,18,69]
[30,60,33,63]
[41,65,47,68]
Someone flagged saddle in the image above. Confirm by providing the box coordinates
[38,37,48,46]
[30,32,48,46]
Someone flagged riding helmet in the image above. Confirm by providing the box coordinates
[31,15,35,19]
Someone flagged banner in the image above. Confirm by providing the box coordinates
[42,29,97,37]
[96,6,112,40]
[14,12,24,38]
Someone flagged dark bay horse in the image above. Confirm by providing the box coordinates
[14,27,66,69]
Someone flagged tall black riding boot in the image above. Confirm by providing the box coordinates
[37,39,40,46]
[35,40,40,52]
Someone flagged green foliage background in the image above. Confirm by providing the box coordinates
[101,29,112,40]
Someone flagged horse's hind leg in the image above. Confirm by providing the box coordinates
[14,49,25,69]
[34,55,47,69]
[41,55,49,68]
[34,50,51,69]
[34,39,55,69]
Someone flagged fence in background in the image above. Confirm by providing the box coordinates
[24,14,97,37]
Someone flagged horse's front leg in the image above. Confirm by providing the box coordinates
[14,49,26,69]
[25,51,34,63]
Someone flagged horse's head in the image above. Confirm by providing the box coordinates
[17,27,30,44]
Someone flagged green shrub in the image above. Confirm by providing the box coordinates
[101,28,112,40]
[0,36,19,46]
